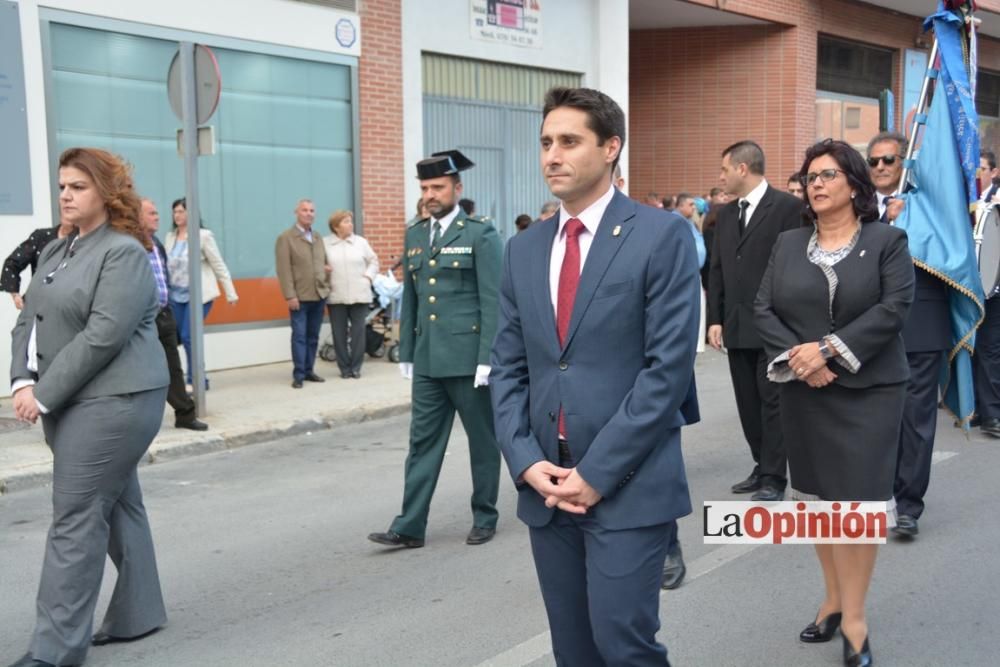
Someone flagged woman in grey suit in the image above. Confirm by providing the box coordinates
[755,140,915,667]
[9,148,169,667]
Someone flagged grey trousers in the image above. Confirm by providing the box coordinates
[30,387,168,666]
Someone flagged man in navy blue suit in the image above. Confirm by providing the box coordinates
[490,87,701,666]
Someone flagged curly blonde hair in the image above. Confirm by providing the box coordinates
[58,147,150,250]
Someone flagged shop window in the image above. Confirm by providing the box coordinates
[49,23,356,283]
[817,36,893,100]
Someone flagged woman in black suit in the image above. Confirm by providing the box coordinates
[754,139,915,667]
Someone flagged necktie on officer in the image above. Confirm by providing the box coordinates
[556,217,585,439]
[431,220,441,249]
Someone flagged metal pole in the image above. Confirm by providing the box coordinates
[179,41,206,416]
[899,39,940,193]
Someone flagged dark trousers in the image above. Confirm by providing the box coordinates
[33,388,167,666]
[530,512,674,666]
[156,308,197,424]
[390,374,500,539]
[727,347,786,487]
[170,299,213,385]
[290,300,325,382]
[328,302,367,375]
[975,296,1000,419]
[894,351,944,518]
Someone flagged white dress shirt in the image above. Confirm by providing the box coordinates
[877,192,894,219]
[430,204,462,240]
[739,178,769,230]
[549,184,616,312]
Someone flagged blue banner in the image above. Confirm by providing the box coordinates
[924,3,980,205]
[897,5,985,429]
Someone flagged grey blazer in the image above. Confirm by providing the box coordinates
[10,223,168,411]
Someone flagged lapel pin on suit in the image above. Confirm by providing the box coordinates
[860,250,866,257]
[612,225,621,237]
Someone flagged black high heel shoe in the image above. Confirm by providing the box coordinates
[799,611,842,643]
[843,635,873,666]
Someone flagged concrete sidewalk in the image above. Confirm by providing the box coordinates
[0,357,412,494]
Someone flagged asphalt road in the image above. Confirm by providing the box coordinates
[1,352,997,666]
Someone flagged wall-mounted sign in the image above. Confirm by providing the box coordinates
[0,1,33,215]
[470,0,542,49]
[335,17,357,48]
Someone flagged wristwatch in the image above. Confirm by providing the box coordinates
[818,339,834,360]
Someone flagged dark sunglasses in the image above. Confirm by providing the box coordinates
[866,154,901,167]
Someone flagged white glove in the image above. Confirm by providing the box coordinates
[473,364,491,388]
[399,362,413,380]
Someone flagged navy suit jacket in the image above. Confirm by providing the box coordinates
[490,189,700,530]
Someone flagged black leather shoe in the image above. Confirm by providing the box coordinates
[7,655,57,667]
[730,472,761,494]
[175,418,208,431]
[304,373,325,383]
[92,627,161,646]
[751,485,784,502]
[892,514,919,537]
[291,379,303,389]
[970,414,982,428]
[799,611,841,643]
[660,546,686,590]
[340,371,351,379]
[368,530,424,548]
[352,371,362,379]
[981,417,1000,438]
[843,635,872,667]
[466,526,496,545]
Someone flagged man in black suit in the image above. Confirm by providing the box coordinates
[707,140,803,501]
[140,198,208,431]
[974,150,1000,439]
[867,131,950,538]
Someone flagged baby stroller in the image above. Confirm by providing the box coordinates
[319,268,402,364]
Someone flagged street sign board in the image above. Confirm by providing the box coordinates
[167,44,221,124]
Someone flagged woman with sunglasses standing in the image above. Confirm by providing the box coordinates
[8,148,168,666]
[754,139,915,667]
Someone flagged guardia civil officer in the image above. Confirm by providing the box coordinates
[368,150,502,548]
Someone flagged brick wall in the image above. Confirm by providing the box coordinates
[629,0,1000,199]
[359,0,406,267]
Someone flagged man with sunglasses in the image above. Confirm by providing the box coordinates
[867,131,951,539]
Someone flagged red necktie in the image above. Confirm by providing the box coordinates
[557,218,585,439]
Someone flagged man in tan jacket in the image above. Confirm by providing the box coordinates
[275,199,331,388]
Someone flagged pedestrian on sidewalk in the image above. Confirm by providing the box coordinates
[324,209,378,379]
[276,199,331,388]
[8,147,169,667]
[368,149,502,549]
[164,198,238,389]
[140,198,208,431]
[2,219,76,310]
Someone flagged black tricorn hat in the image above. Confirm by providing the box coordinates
[416,150,475,179]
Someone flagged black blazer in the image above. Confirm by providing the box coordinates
[1,227,59,293]
[753,222,915,389]
[876,208,950,353]
[707,185,804,349]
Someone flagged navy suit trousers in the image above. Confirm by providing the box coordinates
[530,513,674,666]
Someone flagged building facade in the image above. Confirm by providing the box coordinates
[3,0,997,391]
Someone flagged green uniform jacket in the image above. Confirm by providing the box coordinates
[398,210,501,377]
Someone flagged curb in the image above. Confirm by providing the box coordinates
[0,400,411,496]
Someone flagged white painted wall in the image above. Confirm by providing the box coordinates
[401,0,630,210]
[1,0,361,394]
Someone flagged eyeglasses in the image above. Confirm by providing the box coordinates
[866,154,901,168]
[803,169,845,186]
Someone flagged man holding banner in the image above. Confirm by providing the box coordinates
[894,1,986,537]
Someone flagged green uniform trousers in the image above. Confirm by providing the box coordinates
[390,373,501,539]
